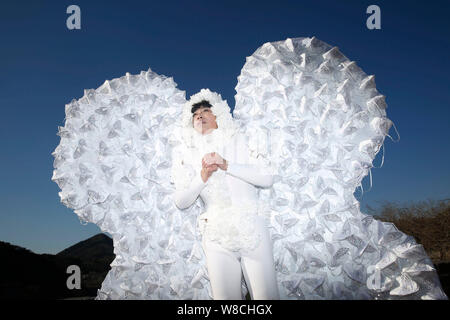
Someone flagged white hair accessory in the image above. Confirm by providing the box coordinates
[180,88,238,146]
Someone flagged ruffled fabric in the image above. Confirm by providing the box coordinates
[52,69,213,300]
[233,36,447,299]
[199,202,262,252]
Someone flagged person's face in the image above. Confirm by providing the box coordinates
[192,106,218,134]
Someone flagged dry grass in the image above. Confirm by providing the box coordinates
[365,198,450,264]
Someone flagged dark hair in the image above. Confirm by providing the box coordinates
[191,99,212,114]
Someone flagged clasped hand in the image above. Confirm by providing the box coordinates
[200,152,228,183]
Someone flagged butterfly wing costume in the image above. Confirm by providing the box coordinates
[52,36,447,300]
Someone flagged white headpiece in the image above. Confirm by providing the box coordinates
[179,88,238,146]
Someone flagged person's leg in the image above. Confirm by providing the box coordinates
[202,238,243,300]
[240,217,280,300]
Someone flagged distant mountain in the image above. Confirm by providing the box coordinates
[57,233,114,273]
[0,234,115,299]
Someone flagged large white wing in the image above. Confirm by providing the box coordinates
[52,69,212,299]
[233,36,447,299]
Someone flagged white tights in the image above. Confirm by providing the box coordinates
[202,216,280,300]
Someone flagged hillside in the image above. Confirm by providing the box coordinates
[0,233,115,299]
[57,233,114,273]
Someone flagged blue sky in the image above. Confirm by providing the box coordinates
[0,0,449,254]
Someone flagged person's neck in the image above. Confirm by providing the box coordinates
[201,127,217,135]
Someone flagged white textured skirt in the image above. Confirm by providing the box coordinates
[197,202,265,252]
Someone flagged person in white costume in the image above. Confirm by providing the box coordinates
[52,37,448,300]
[173,95,280,300]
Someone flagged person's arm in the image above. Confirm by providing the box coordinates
[226,161,273,188]
[224,134,274,188]
[174,174,207,210]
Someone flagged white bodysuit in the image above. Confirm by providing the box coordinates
[173,130,280,300]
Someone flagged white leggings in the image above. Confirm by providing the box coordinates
[202,216,280,300]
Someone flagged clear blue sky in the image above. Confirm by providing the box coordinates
[0,0,449,254]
